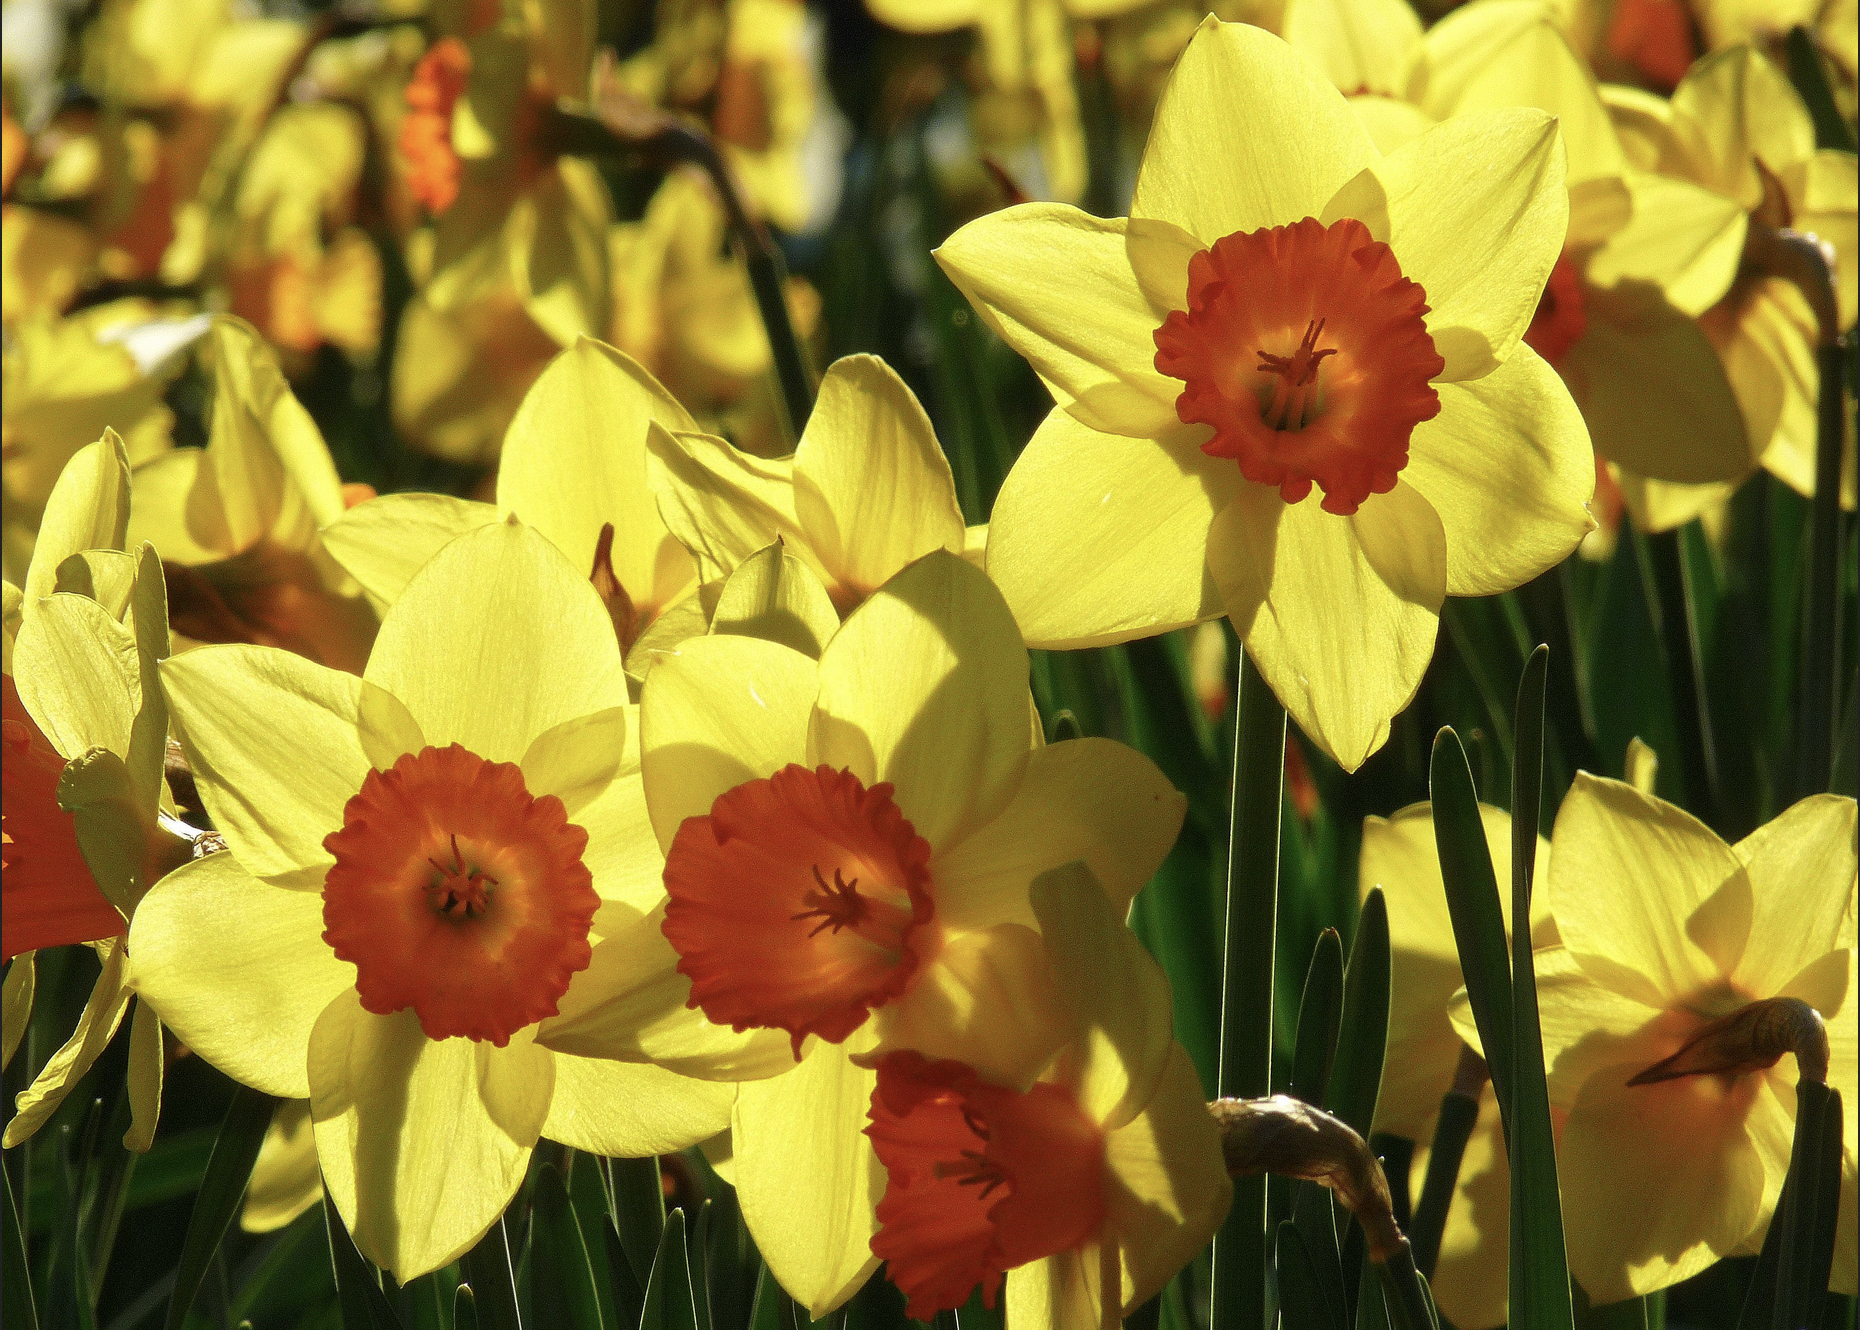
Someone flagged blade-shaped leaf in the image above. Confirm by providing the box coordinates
[3,1161,39,1330]
[531,1163,609,1330]
[462,1215,524,1330]
[323,1192,404,1330]
[640,1208,699,1330]
[163,1084,278,1330]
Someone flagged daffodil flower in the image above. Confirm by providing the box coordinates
[241,1100,325,1234]
[131,520,748,1280]
[1453,775,1858,1300]
[864,862,1228,1327]
[325,335,705,677]
[1357,800,1554,1330]
[4,432,197,1153]
[126,317,378,672]
[617,549,1185,1314]
[647,353,984,621]
[937,19,1594,770]
[1601,46,1859,530]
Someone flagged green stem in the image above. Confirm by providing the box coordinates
[1209,650,1285,1330]
[1641,528,1720,822]
[1795,340,1849,801]
[1408,1050,1486,1278]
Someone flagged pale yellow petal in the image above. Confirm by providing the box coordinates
[129,852,353,1099]
[1421,1089,1510,1330]
[792,356,966,598]
[310,996,547,1281]
[1322,108,1566,382]
[518,705,627,817]
[638,632,817,852]
[366,521,630,764]
[710,543,840,658]
[1731,795,1859,999]
[23,432,132,609]
[733,1041,884,1317]
[1282,0,1421,96]
[984,410,1233,649]
[1670,46,1815,210]
[1209,482,1443,772]
[1404,343,1595,596]
[646,424,802,583]
[810,551,1029,851]
[1583,171,1746,318]
[241,1101,324,1234]
[3,939,131,1148]
[13,591,139,760]
[2,953,35,1071]
[1005,1247,1104,1330]
[542,1051,733,1155]
[575,733,666,913]
[320,493,496,613]
[1133,20,1376,245]
[123,997,163,1151]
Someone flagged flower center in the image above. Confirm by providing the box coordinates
[320,743,599,1046]
[660,764,935,1057]
[1153,216,1445,516]
[865,1051,1107,1321]
[1523,252,1589,367]
[2,674,124,961]
[400,38,471,216]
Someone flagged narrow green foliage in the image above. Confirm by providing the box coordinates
[604,1218,646,1330]
[462,1216,523,1330]
[1376,1249,1439,1330]
[640,1208,700,1330]
[1794,343,1850,801]
[567,1156,621,1326]
[530,1164,609,1330]
[691,1200,714,1330]
[323,1194,402,1330]
[1643,529,1720,821]
[1764,1082,1844,1329]
[1290,930,1345,1107]
[1328,890,1392,1139]
[456,1285,480,1330]
[1786,26,1858,151]
[1276,1221,1347,1330]
[613,1157,667,1292]
[163,1084,279,1330]
[749,1265,799,1330]
[1576,1296,1651,1329]
[4,1161,40,1330]
[1508,648,1575,1329]
[1355,1257,1391,1330]
[1409,1081,1481,1277]
[1428,730,1515,1109]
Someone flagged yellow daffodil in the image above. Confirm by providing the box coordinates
[938,19,1594,770]
[4,432,198,1153]
[325,335,705,678]
[131,519,752,1280]
[1601,46,1859,530]
[647,353,983,621]
[125,317,379,673]
[241,1100,325,1234]
[1357,800,1554,1330]
[1453,775,1858,1301]
[613,549,1184,1313]
[864,862,1228,1325]
[2,302,184,586]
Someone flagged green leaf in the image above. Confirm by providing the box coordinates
[612,1158,666,1292]
[456,1285,480,1330]
[163,1084,279,1330]
[1428,729,1514,1111]
[230,1209,335,1325]
[1276,1221,1345,1330]
[1375,1248,1439,1330]
[567,1158,619,1329]
[1745,1081,1844,1330]
[323,1193,403,1330]
[1785,26,1858,152]
[603,1218,646,1330]
[640,1209,700,1330]
[749,1264,802,1330]
[530,1164,609,1330]
[1508,647,1575,1330]
[1289,930,1344,1107]
[690,1201,713,1330]
[1792,344,1851,801]
[1327,892,1390,1141]
[462,1216,523,1330]
[3,1157,39,1330]
[1575,1295,1650,1329]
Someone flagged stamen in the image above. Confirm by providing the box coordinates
[1255,320,1338,432]
[425,832,498,919]
[791,864,869,937]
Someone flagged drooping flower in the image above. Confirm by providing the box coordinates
[132,520,759,1279]
[1453,775,1858,1300]
[864,863,1229,1325]
[938,19,1594,770]
[1357,800,1554,1330]
[599,549,1185,1314]
[325,335,705,678]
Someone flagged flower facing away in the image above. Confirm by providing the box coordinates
[646,353,984,618]
[863,863,1229,1327]
[588,549,1186,1315]
[130,520,762,1280]
[1358,800,1554,1330]
[325,335,705,680]
[1452,776,1858,1301]
[937,19,1595,770]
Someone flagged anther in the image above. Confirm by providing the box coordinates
[426,833,498,919]
[1255,320,1337,431]
[791,864,868,937]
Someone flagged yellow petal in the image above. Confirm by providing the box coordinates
[1670,47,1814,211]
[3,939,132,1148]
[497,337,697,614]
[646,423,801,584]
[538,903,795,1080]
[710,542,841,659]
[1559,282,1751,484]
[129,852,352,1098]
[1322,108,1566,382]
[1103,1045,1233,1309]
[542,1051,734,1155]
[574,734,666,913]
[310,996,548,1281]
[366,521,630,764]
[124,997,163,1151]
[2,953,35,1071]
[984,410,1233,649]
[733,1042,883,1317]
[810,550,1029,850]
[518,706,627,817]
[320,493,497,613]
[1419,1089,1510,1330]
[933,737,1185,933]
[868,923,1068,1090]
[162,645,368,890]
[241,1100,324,1233]
[934,206,1180,437]
[13,591,139,760]
[1793,150,1858,332]
[1583,171,1746,318]
[1515,945,1663,1089]
[1547,772,1744,1009]
[639,632,817,852]
[23,432,132,610]
[1730,795,1858,999]
[1005,1246,1105,1330]
[1282,0,1420,96]
[1405,344,1595,596]
[793,356,966,598]
[1209,482,1443,772]
[1133,20,1376,245]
